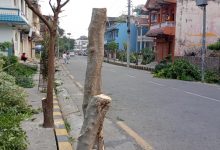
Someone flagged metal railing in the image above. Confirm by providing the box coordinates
[0,7,28,24]
[0,7,19,15]
[150,21,176,30]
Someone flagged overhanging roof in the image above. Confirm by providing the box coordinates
[0,15,27,25]
[146,27,175,37]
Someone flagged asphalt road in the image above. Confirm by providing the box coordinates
[65,56,220,150]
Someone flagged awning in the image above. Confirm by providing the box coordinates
[0,15,27,25]
[146,27,175,37]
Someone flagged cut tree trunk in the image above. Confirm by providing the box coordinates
[79,8,109,150]
[76,94,111,150]
[83,8,106,116]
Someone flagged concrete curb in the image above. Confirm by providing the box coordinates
[53,91,73,150]
[103,59,155,72]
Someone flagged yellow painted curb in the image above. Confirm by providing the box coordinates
[53,111,62,116]
[54,105,60,109]
[55,129,68,136]
[58,142,72,150]
[54,119,64,125]
[53,100,58,104]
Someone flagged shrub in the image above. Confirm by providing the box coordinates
[154,59,171,73]
[0,72,32,149]
[205,71,220,83]
[130,53,137,63]
[154,59,201,81]
[117,51,126,62]
[141,48,155,65]
[5,63,37,88]
[207,41,220,51]
[0,55,18,69]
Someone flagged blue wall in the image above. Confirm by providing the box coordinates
[105,22,137,52]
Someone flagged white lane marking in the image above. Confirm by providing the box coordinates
[69,75,74,79]
[127,75,136,78]
[117,121,153,150]
[148,81,165,87]
[75,81,83,90]
[110,70,116,73]
[183,91,220,102]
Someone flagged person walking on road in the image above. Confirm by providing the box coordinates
[66,51,70,64]
[62,51,67,64]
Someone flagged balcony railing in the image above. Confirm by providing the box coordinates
[0,8,19,15]
[150,21,175,30]
[0,7,28,25]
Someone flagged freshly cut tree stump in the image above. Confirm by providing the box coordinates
[77,94,111,150]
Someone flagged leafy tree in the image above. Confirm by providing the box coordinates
[107,41,118,53]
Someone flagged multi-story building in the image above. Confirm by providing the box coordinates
[145,0,176,62]
[105,15,153,55]
[175,0,220,56]
[0,0,41,59]
[104,16,138,52]
[74,36,88,52]
[135,16,154,52]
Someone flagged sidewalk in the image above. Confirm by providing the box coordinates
[22,66,57,150]
[54,61,143,150]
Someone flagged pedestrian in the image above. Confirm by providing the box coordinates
[21,52,28,62]
[62,51,67,64]
[66,51,70,64]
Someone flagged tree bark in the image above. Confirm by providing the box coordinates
[25,0,70,128]
[83,8,107,116]
[43,31,56,127]
[77,94,111,150]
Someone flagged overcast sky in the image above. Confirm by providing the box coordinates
[39,0,147,39]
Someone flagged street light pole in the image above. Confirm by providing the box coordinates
[67,33,71,51]
[127,0,131,67]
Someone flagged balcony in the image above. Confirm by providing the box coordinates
[0,8,29,26]
[147,21,176,37]
[150,21,175,30]
[137,35,154,42]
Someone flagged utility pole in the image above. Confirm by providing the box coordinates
[127,0,131,67]
[201,5,206,82]
[196,0,208,82]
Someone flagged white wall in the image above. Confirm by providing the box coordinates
[0,25,13,42]
[175,0,220,56]
[0,0,13,8]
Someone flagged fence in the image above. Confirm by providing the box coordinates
[175,56,220,73]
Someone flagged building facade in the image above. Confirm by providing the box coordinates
[74,36,88,52]
[175,0,220,56]
[145,0,176,62]
[135,17,154,52]
[0,0,41,58]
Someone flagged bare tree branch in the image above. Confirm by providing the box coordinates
[25,0,52,31]
[60,0,70,8]
[49,0,56,14]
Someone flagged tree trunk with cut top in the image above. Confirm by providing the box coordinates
[77,8,109,150]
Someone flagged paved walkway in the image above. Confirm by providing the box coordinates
[55,61,143,150]
[22,67,57,150]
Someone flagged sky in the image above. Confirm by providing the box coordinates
[39,0,147,39]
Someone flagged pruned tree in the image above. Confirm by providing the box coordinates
[25,0,69,128]
[77,8,111,150]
